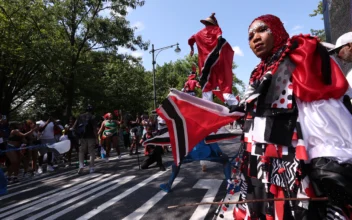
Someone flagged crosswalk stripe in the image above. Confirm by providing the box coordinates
[189,179,223,220]
[43,175,136,220]
[0,173,102,218]
[3,174,111,220]
[0,173,78,200]
[77,170,169,220]
[122,177,184,220]
[7,169,77,190]
[25,174,129,220]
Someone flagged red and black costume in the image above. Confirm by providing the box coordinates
[183,71,200,96]
[188,13,238,105]
[233,15,352,220]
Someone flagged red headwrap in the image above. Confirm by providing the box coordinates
[249,15,290,83]
[249,14,289,58]
[103,113,111,120]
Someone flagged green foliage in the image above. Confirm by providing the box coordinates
[309,0,323,18]
[309,1,326,41]
[0,0,149,121]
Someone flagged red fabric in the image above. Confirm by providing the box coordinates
[264,144,278,157]
[289,35,349,101]
[249,15,289,83]
[212,90,225,102]
[295,145,308,160]
[184,79,199,91]
[156,90,243,165]
[270,186,285,220]
[250,15,289,56]
[233,207,248,220]
[189,26,234,94]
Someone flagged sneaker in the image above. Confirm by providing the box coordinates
[202,165,207,172]
[37,167,43,174]
[47,165,55,172]
[77,167,84,175]
[117,155,121,159]
[160,165,166,171]
[89,168,95,174]
[104,158,109,162]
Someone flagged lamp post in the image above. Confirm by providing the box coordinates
[150,43,181,109]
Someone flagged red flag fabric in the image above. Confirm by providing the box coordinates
[156,89,244,165]
[212,90,225,102]
[188,26,234,94]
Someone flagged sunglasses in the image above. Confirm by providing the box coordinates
[333,43,349,55]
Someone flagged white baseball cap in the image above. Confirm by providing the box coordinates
[329,32,352,53]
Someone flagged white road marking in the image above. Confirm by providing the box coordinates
[42,175,135,220]
[7,169,77,191]
[77,170,169,220]
[122,177,183,220]
[3,174,111,220]
[0,174,102,218]
[0,173,78,200]
[189,179,223,220]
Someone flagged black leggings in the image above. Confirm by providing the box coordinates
[141,146,163,169]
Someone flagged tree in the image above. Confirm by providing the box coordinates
[0,0,52,118]
[1,0,149,120]
[309,0,326,41]
[153,54,245,106]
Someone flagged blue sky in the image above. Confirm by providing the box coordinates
[122,0,324,83]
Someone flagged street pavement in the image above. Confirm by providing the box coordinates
[0,136,242,220]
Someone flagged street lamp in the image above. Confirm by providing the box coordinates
[150,43,181,109]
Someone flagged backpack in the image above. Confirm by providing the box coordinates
[76,113,92,138]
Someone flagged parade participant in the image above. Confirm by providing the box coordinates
[183,65,201,96]
[140,126,165,171]
[98,112,121,159]
[188,13,238,106]
[231,14,352,220]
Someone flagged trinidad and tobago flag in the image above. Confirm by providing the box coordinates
[156,89,244,165]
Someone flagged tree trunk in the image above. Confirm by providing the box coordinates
[65,70,75,119]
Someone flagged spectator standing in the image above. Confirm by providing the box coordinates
[76,105,97,174]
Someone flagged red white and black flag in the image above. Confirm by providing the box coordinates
[156,89,244,165]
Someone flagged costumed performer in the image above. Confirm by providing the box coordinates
[183,65,201,96]
[231,14,352,220]
[98,112,121,159]
[188,13,238,106]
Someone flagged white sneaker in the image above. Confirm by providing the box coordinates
[89,168,95,174]
[47,165,55,172]
[37,167,43,174]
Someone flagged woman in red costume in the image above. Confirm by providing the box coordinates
[232,14,352,220]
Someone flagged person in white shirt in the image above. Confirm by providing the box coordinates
[38,114,56,173]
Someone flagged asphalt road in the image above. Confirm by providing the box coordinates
[0,138,241,220]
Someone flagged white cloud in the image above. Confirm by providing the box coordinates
[291,25,304,31]
[131,51,144,58]
[232,46,244,57]
[126,7,133,14]
[118,47,143,58]
[132,21,145,32]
